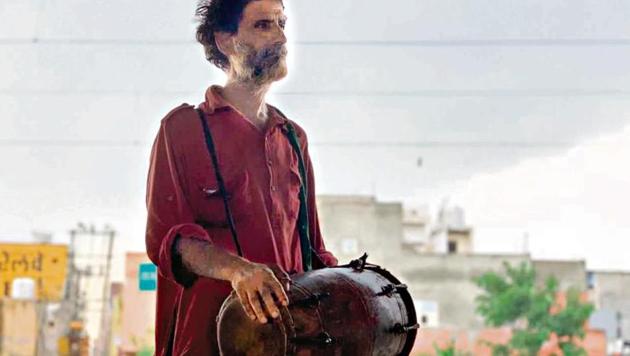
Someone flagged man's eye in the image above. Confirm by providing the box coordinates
[255,21,270,29]
[279,20,286,29]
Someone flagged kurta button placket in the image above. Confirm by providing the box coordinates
[265,136,275,197]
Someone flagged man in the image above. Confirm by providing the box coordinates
[145,0,338,354]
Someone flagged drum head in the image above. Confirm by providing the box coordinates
[217,291,290,356]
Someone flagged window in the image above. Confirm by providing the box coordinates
[414,299,439,327]
[447,241,457,254]
[586,271,595,289]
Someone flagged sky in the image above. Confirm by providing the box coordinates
[1,0,629,272]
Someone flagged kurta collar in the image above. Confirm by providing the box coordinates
[201,85,288,130]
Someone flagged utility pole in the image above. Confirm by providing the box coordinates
[99,227,115,356]
[65,223,116,356]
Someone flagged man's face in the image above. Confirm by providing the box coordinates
[228,0,288,85]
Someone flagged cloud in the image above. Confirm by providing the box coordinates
[429,124,630,269]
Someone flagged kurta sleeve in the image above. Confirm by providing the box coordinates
[302,134,338,268]
[145,117,214,287]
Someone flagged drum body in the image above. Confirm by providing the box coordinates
[217,260,418,355]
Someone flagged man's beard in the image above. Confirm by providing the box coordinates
[232,41,288,85]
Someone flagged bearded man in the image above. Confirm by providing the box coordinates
[144,0,338,355]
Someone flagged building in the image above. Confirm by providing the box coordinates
[316,195,403,264]
[588,271,630,353]
[317,194,590,331]
[119,252,157,355]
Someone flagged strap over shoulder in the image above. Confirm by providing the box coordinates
[195,107,244,257]
[194,105,315,272]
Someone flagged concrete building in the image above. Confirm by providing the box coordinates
[316,195,404,265]
[401,207,431,249]
[400,203,474,255]
[429,205,474,255]
[588,271,630,352]
[398,253,529,329]
[317,194,589,331]
[0,299,38,356]
[533,259,587,291]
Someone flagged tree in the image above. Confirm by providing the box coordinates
[474,262,594,356]
[433,341,471,356]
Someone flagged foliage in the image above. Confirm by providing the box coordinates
[433,341,471,356]
[137,347,155,356]
[131,333,155,356]
[474,262,594,356]
[434,342,457,356]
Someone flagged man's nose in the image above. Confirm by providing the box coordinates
[274,23,287,45]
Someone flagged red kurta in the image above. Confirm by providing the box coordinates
[145,86,338,355]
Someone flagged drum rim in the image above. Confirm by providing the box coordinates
[217,290,290,355]
[344,264,419,356]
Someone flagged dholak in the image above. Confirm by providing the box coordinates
[217,255,419,355]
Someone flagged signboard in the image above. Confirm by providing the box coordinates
[0,243,68,301]
[138,263,157,291]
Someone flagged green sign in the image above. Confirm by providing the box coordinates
[138,263,157,291]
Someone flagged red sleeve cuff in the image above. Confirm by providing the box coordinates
[315,251,338,268]
[158,223,212,287]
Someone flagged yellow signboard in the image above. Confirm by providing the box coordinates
[0,243,68,301]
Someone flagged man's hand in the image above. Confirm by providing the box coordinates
[230,262,289,324]
[174,237,290,324]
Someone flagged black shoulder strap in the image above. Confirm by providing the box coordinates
[281,121,313,272]
[277,110,329,271]
[195,106,314,271]
[195,108,244,257]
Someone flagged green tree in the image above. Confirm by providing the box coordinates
[473,262,594,356]
[433,342,457,356]
[433,341,471,356]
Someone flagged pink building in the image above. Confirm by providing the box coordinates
[119,252,157,355]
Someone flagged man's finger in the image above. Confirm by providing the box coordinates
[247,290,268,324]
[268,279,289,306]
[268,264,292,292]
[260,288,281,319]
[235,288,256,321]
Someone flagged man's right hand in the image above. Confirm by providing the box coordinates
[175,237,290,324]
[230,262,289,324]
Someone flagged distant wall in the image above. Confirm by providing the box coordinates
[121,253,156,354]
[592,272,630,340]
[400,254,529,329]
[317,195,404,265]
[533,260,587,291]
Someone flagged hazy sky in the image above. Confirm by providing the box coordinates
[1,0,629,271]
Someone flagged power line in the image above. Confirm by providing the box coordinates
[312,141,575,148]
[0,139,145,147]
[2,38,630,47]
[0,38,195,46]
[1,89,629,98]
[0,139,576,148]
[298,39,630,47]
[272,89,630,98]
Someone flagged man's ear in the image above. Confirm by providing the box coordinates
[215,32,235,57]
